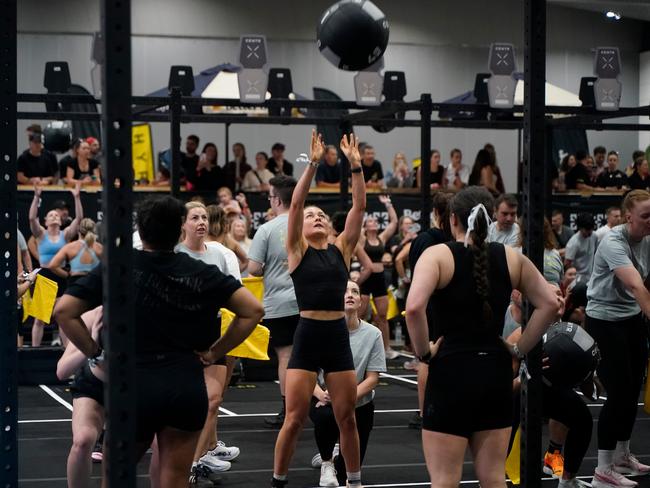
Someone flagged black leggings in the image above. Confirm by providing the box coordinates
[510,384,592,474]
[586,313,648,450]
[310,400,374,485]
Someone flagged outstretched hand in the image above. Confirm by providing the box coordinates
[70,181,81,199]
[33,183,42,198]
[309,129,325,163]
[340,133,361,167]
[378,195,392,206]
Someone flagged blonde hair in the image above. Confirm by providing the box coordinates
[79,218,96,247]
[623,190,650,214]
[206,204,228,239]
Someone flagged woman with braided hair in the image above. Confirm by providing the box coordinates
[406,186,561,488]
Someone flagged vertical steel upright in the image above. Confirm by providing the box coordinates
[521,0,547,487]
[0,0,18,486]
[170,87,182,197]
[101,1,136,486]
[420,94,433,230]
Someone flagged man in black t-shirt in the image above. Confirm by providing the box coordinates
[361,145,384,189]
[596,151,628,190]
[315,145,342,188]
[17,128,58,185]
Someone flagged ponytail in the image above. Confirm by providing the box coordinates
[449,187,495,324]
[79,218,97,248]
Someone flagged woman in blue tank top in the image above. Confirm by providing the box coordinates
[48,218,102,285]
[406,187,561,488]
[271,131,366,488]
[28,182,83,346]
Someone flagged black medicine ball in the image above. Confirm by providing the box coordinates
[317,0,389,72]
[543,322,600,388]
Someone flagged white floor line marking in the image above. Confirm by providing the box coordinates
[380,372,418,385]
[18,418,71,424]
[218,406,237,416]
[39,384,73,412]
[375,408,419,413]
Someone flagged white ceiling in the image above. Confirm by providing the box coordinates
[549,0,650,22]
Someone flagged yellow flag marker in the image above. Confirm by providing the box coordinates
[370,288,400,320]
[220,309,270,360]
[24,274,58,324]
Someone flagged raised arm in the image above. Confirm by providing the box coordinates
[511,248,562,355]
[64,182,83,241]
[28,184,45,239]
[378,195,398,244]
[287,130,325,266]
[336,133,366,260]
[355,242,373,285]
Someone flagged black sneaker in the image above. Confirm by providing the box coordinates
[408,412,422,430]
[271,476,288,487]
[189,464,220,486]
[264,404,285,428]
[91,441,103,463]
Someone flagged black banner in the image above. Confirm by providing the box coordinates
[17,189,624,241]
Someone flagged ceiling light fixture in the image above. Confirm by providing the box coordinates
[605,10,622,20]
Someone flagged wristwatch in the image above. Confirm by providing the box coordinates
[351,166,362,174]
[88,346,105,368]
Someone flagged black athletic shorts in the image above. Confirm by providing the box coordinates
[360,272,387,298]
[423,350,512,438]
[288,317,354,373]
[70,363,104,406]
[135,354,208,443]
[263,314,299,348]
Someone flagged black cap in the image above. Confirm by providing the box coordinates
[271,142,285,151]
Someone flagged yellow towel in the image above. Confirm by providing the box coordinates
[23,274,58,324]
[220,308,270,360]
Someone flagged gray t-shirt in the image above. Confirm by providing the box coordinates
[586,225,650,321]
[319,320,386,408]
[543,248,564,285]
[565,231,598,281]
[247,213,298,318]
[174,242,228,273]
[487,222,520,246]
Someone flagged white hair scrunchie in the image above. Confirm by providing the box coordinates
[464,203,493,247]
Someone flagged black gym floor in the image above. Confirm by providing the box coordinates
[16,358,650,487]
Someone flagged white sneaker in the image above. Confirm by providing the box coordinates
[385,348,400,360]
[592,466,638,488]
[198,452,231,472]
[403,358,420,370]
[614,453,650,477]
[207,440,240,461]
[320,461,338,487]
[311,443,339,468]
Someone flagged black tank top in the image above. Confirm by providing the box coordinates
[291,244,348,311]
[364,239,384,263]
[430,241,512,357]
